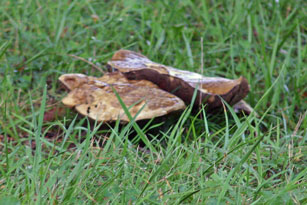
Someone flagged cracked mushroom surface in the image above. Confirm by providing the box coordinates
[59,72,186,122]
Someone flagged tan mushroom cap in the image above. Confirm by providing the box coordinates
[59,72,185,122]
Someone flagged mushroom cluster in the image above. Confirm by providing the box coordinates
[59,50,252,122]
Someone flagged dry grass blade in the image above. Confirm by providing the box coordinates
[68,54,104,74]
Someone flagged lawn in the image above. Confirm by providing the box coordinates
[0,0,306,204]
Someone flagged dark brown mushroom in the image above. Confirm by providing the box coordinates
[107,50,250,110]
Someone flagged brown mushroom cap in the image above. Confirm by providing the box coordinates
[107,50,250,109]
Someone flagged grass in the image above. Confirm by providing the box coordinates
[0,0,306,204]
